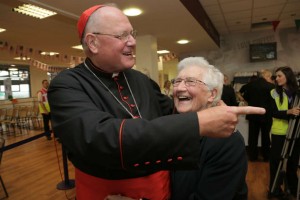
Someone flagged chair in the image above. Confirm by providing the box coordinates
[16,106,30,135]
[28,105,42,130]
[2,108,18,136]
[0,109,7,135]
[0,137,8,199]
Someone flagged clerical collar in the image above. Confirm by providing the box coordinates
[112,73,119,78]
[85,58,119,78]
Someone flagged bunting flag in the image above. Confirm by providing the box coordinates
[272,21,280,32]
[0,41,8,50]
[295,19,300,31]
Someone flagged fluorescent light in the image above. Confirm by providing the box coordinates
[8,68,18,71]
[177,40,190,44]
[72,45,83,50]
[12,4,56,19]
[157,50,170,54]
[123,8,142,16]
[40,51,59,56]
[14,57,31,60]
[0,28,6,33]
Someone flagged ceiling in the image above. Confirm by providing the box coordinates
[0,0,299,67]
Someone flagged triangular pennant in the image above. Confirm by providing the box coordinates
[272,21,280,32]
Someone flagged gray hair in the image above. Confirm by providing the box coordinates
[177,57,224,105]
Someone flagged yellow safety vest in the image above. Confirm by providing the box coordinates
[38,88,50,113]
[270,89,288,135]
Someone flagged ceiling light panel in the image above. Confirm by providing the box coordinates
[157,50,170,54]
[72,45,83,50]
[12,4,57,19]
[123,8,142,16]
[177,40,190,44]
[40,52,59,56]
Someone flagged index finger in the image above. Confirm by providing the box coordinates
[229,106,266,115]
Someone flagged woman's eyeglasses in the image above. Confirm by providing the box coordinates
[171,77,207,87]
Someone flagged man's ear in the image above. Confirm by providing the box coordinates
[85,34,99,53]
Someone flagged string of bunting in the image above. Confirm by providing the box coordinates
[0,40,178,70]
[160,52,178,62]
[0,40,85,68]
[30,59,67,73]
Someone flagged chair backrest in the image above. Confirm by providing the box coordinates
[18,106,29,118]
[0,109,6,120]
[0,137,5,164]
[5,108,18,120]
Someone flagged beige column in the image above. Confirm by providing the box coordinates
[135,35,159,83]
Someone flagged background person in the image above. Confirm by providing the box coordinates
[221,74,238,106]
[240,70,274,161]
[268,66,300,199]
[162,80,173,98]
[48,4,265,200]
[37,79,51,140]
[236,75,258,104]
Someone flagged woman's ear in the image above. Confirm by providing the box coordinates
[207,89,217,103]
[85,34,99,54]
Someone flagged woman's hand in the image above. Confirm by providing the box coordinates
[287,107,300,116]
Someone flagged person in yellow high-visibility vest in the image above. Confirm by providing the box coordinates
[37,79,51,140]
[268,66,300,199]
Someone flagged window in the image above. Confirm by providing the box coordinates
[0,65,30,100]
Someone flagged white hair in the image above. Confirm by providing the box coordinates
[177,57,224,104]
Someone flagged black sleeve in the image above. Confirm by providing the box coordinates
[149,78,174,115]
[190,131,248,200]
[271,97,289,120]
[229,87,238,106]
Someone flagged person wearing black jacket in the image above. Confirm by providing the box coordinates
[221,74,238,106]
[170,57,247,200]
[242,70,275,161]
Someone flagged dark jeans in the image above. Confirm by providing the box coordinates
[248,119,271,160]
[42,113,51,137]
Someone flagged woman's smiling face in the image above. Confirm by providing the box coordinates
[173,66,214,113]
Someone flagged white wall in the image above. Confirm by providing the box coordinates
[180,27,300,81]
[30,65,49,97]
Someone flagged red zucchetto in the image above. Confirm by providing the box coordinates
[77,5,105,40]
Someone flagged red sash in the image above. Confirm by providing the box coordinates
[75,168,170,200]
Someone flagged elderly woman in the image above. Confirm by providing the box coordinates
[106,57,248,200]
[170,57,247,200]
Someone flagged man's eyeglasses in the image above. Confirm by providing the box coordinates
[92,30,137,42]
[171,77,207,87]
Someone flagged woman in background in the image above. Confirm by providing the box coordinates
[268,66,300,199]
[162,80,173,98]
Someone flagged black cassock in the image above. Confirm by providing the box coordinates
[48,58,202,180]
